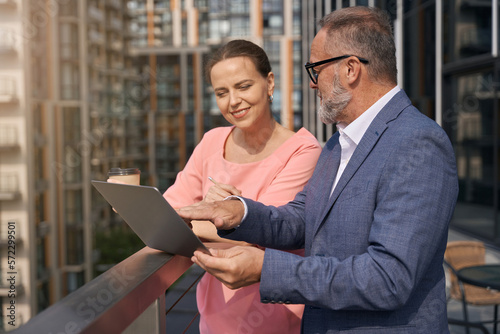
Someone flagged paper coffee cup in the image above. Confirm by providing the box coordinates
[108,168,141,185]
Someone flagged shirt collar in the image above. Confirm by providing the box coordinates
[337,85,400,145]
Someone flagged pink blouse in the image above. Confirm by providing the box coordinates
[163,126,321,334]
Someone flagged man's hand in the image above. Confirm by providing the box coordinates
[177,199,245,230]
[191,246,264,289]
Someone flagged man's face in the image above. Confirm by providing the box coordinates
[309,29,352,124]
[317,68,352,124]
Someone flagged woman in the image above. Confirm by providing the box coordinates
[163,40,321,334]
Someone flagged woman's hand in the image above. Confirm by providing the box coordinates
[204,180,242,203]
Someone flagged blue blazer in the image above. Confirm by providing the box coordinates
[222,90,458,333]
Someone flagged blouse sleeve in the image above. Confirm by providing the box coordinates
[162,136,206,208]
[257,134,322,207]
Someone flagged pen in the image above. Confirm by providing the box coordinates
[208,176,218,185]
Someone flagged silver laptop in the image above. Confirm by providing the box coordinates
[91,180,209,257]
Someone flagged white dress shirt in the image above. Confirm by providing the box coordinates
[330,86,401,197]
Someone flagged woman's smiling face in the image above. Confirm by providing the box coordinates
[210,56,274,130]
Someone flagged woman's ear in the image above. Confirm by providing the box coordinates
[267,72,275,96]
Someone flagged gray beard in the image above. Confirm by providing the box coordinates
[318,72,352,124]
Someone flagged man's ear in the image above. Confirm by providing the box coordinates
[345,58,362,84]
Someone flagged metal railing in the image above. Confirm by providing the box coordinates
[12,247,195,333]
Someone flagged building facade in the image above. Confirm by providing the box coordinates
[0,0,305,328]
[0,0,499,329]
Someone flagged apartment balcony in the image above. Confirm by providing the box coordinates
[88,29,105,45]
[0,0,17,6]
[0,28,16,53]
[127,0,146,12]
[0,77,17,103]
[109,40,123,52]
[0,173,19,201]
[108,17,123,32]
[0,125,18,151]
[12,247,200,333]
[106,0,122,10]
[88,5,104,23]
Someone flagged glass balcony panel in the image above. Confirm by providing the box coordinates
[0,125,18,148]
[88,5,104,22]
[0,173,19,200]
[0,77,16,102]
[0,28,16,52]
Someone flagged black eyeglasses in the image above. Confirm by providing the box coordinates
[304,55,369,84]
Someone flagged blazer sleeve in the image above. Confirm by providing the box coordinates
[226,123,458,311]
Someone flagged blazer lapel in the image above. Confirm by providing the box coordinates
[313,90,411,236]
[328,118,387,203]
[315,135,342,218]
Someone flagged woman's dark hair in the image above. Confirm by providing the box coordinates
[205,39,272,85]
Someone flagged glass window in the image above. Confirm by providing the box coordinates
[443,0,492,63]
[66,271,84,293]
[37,282,50,311]
[36,236,48,279]
[293,0,301,12]
[66,189,84,267]
[60,62,80,100]
[30,5,49,99]
[443,69,497,239]
[263,0,283,12]
[403,0,436,119]
[62,107,82,183]
[60,23,78,60]
[231,0,249,13]
[293,14,301,35]
[264,14,284,35]
[209,0,230,13]
[58,1,78,17]
[230,17,250,37]
[209,19,231,40]
[65,189,83,226]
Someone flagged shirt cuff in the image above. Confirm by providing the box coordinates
[223,195,248,227]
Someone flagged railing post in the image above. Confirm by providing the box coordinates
[123,294,166,334]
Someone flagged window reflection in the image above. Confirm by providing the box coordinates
[444,70,497,238]
[443,0,492,63]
